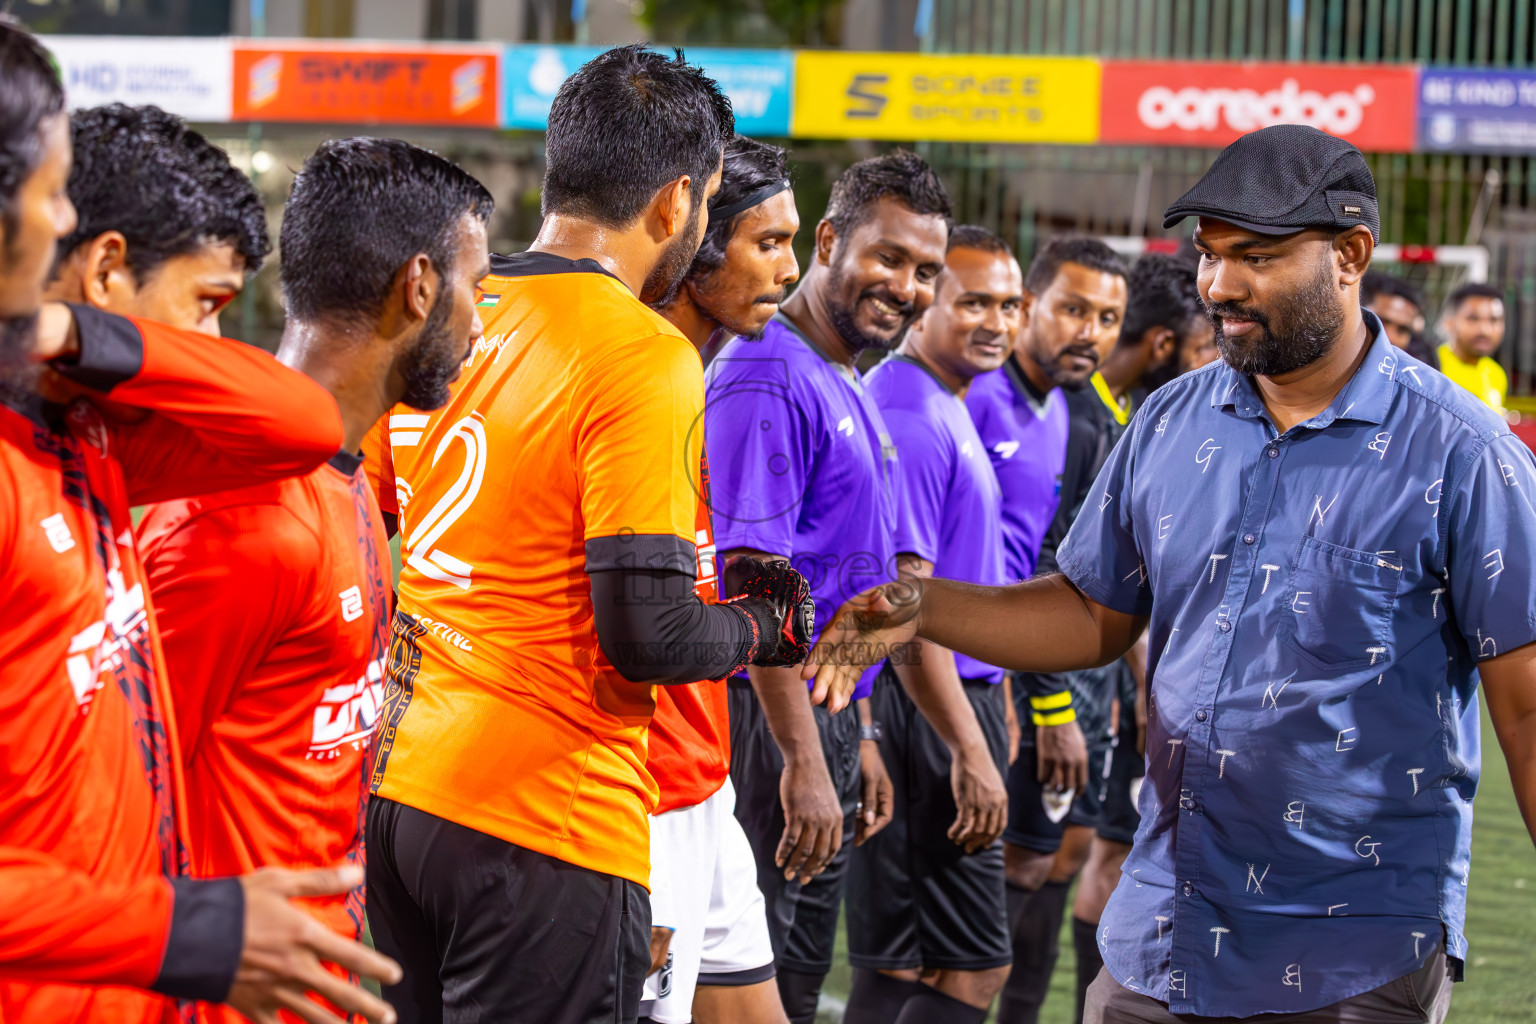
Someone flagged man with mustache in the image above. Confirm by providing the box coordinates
[363,47,816,1024]
[1438,282,1508,415]
[982,238,1128,1024]
[127,138,493,1024]
[640,134,802,1024]
[843,225,1021,1024]
[0,20,400,1024]
[809,124,1536,1024]
[1360,270,1436,369]
[704,150,949,1023]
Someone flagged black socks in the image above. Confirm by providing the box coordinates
[1072,915,1104,1024]
[995,878,1071,1024]
[776,968,827,1024]
[894,984,988,1024]
[844,968,926,1024]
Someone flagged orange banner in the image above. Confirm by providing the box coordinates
[232,43,498,126]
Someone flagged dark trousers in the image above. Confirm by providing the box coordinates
[367,797,651,1024]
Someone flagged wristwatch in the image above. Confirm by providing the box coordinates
[859,722,883,742]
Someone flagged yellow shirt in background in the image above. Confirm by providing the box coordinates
[1438,344,1508,415]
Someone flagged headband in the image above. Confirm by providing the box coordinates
[711,178,792,222]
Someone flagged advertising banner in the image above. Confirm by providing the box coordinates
[1419,68,1536,153]
[42,36,233,122]
[232,42,499,126]
[502,45,793,135]
[791,52,1100,143]
[1100,60,1417,152]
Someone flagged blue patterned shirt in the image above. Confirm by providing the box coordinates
[1056,314,1536,1016]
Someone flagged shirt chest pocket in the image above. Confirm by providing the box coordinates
[1278,536,1403,671]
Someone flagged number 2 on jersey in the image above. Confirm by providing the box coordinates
[392,412,487,590]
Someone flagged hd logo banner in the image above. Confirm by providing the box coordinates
[790,52,1100,143]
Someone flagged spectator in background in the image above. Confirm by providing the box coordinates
[1361,269,1438,369]
[1439,282,1508,414]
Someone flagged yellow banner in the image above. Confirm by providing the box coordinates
[791,52,1101,143]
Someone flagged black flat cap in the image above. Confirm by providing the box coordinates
[1163,124,1379,240]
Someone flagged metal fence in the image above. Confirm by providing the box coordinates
[916,0,1536,392]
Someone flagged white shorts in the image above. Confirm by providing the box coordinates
[641,777,776,1024]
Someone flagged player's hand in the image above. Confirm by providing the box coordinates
[723,557,815,669]
[226,866,401,1024]
[648,927,673,976]
[855,739,894,845]
[777,754,843,884]
[1037,719,1089,794]
[803,577,924,714]
[948,742,1007,853]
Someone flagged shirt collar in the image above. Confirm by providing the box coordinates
[773,312,865,389]
[1209,309,1396,429]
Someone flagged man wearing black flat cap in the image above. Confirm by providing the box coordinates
[806,124,1536,1022]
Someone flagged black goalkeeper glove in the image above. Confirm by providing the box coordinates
[722,556,816,668]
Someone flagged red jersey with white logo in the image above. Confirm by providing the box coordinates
[0,308,343,1024]
[138,449,391,966]
[643,450,731,816]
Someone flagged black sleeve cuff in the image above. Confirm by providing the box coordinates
[52,304,144,392]
[151,877,244,1003]
[585,533,698,575]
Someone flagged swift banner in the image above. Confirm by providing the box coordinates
[42,36,233,122]
[1420,68,1536,153]
[232,42,499,126]
[1100,60,1418,152]
[502,45,793,135]
[790,52,1099,143]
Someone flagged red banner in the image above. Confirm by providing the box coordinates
[232,43,498,126]
[1100,61,1418,152]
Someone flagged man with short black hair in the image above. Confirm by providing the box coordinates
[0,21,399,1024]
[706,150,951,1024]
[128,137,494,1024]
[47,104,268,337]
[812,123,1536,1024]
[1439,281,1507,414]
[363,47,816,1024]
[844,222,1019,1024]
[1360,269,1435,368]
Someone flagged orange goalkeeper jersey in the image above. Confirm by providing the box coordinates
[365,251,710,886]
[0,306,342,1024]
[138,450,390,952]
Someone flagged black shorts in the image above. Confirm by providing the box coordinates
[846,667,1011,972]
[366,796,651,1024]
[727,678,861,976]
[1005,735,1110,853]
[1097,700,1144,847]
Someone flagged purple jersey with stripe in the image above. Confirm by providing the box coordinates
[867,354,1008,684]
[705,315,898,700]
[965,361,1070,582]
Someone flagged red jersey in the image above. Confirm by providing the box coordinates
[646,451,730,816]
[138,451,390,937]
[0,307,343,1024]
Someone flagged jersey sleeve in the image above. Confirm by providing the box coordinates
[54,305,344,505]
[575,335,705,576]
[139,503,317,762]
[704,360,815,559]
[1055,414,1153,617]
[1442,432,1536,662]
[886,413,951,565]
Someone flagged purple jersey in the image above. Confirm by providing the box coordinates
[867,354,1008,684]
[964,360,1069,582]
[705,315,898,700]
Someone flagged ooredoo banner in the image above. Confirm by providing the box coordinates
[1100,60,1418,152]
[43,36,233,123]
[232,42,499,126]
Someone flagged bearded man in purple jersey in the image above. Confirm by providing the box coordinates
[704,150,958,1024]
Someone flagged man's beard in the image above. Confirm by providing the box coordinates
[693,275,788,342]
[1206,257,1343,377]
[824,259,917,354]
[1032,338,1102,391]
[640,202,706,306]
[0,313,41,407]
[398,291,465,411]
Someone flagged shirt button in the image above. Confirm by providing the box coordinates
[1182,881,1195,897]
[1266,446,1279,459]
[1243,533,1256,545]
[1217,620,1232,633]
[1196,708,1209,722]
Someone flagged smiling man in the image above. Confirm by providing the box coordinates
[809,124,1536,1024]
